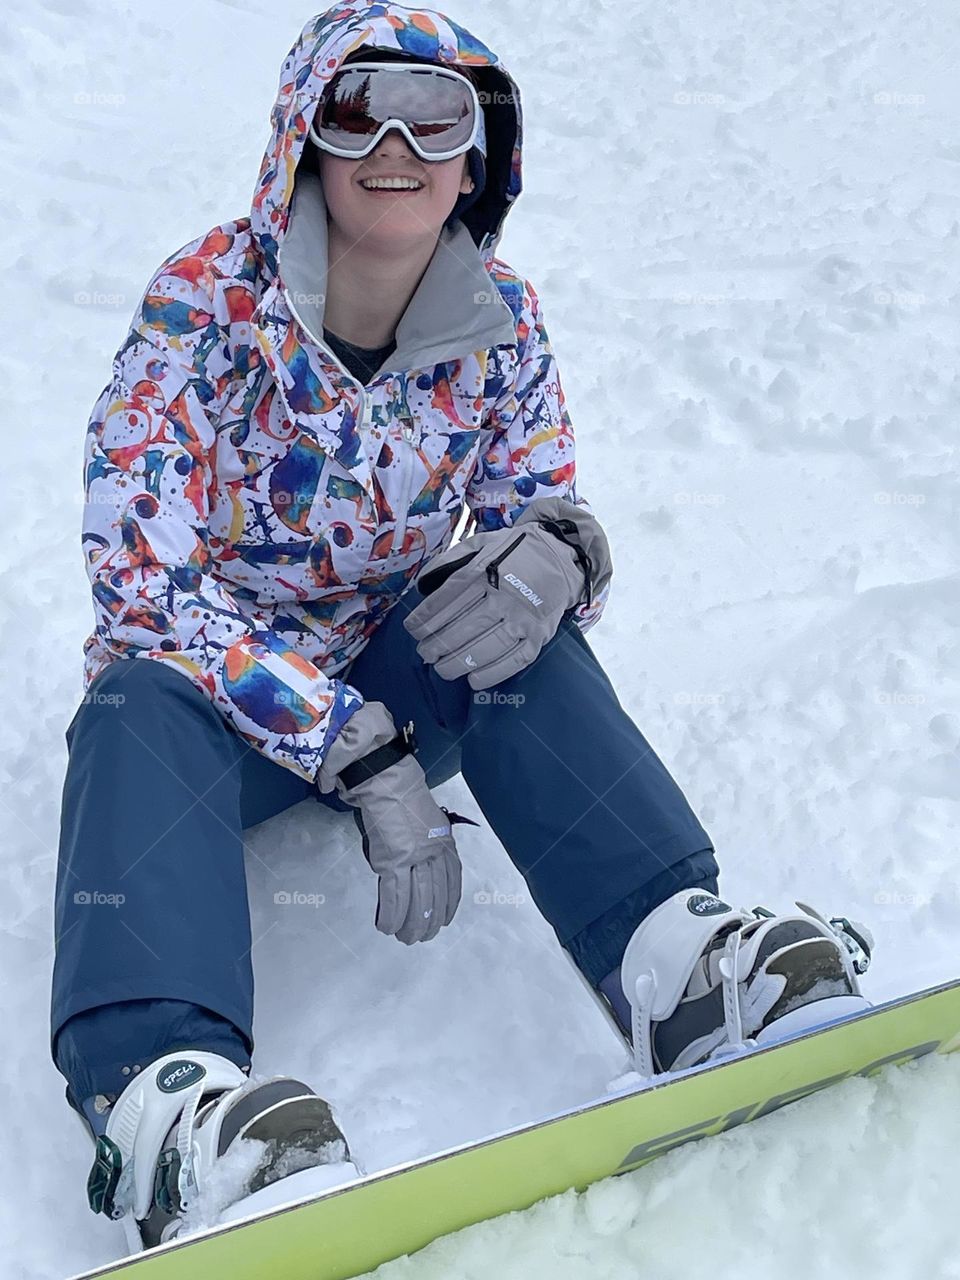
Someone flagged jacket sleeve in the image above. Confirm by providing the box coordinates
[465,276,611,634]
[81,275,364,783]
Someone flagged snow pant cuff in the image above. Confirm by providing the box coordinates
[564,847,720,987]
[52,992,253,1112]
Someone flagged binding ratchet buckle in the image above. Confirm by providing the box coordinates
[87,1135,125,1219]
[827,915,873,975]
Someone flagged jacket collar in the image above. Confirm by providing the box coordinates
[279,170,517,378]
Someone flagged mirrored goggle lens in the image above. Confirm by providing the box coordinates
[315,65,476,156]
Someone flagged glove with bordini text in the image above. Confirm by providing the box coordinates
[402,496,612,689]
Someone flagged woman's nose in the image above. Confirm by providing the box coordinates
[375,128,417,157]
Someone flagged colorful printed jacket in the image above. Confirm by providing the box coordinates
[81,3,611,782]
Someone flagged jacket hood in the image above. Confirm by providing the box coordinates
[251,3,524,279]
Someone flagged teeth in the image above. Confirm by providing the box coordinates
[360,177,423,191]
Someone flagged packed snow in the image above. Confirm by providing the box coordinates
[1,0,957,1277]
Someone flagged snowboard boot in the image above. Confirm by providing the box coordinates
[84,1050,360,1252]
[615,889,874,1077]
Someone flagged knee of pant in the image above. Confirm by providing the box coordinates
[71,659,217,745]
[86,658,206,712]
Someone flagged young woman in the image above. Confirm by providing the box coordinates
[53,3,871,1250]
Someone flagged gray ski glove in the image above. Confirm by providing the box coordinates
[402,496,612,690]
[318,701,476,944]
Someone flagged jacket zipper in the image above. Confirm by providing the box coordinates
[390,416,418,554]
[324,342,417,557]
[321,343,370,438]
[283,284,372,450]
[282,285,417,557]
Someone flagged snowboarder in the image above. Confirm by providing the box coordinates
[51,2,873,1251]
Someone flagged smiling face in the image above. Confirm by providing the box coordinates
[319,130,474,254]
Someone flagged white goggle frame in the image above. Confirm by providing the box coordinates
[308,61,482,163]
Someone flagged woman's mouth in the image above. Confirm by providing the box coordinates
[357,176,425,195]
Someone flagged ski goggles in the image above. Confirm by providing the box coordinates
[308,61,485,163]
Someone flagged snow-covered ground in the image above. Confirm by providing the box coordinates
[1,1,958,1277]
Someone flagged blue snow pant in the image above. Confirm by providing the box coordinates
[52,584,719,1110]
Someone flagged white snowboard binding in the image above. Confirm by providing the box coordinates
[620,889,874,1077]
[86,1050,360,1251]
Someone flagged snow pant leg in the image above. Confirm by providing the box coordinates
[457,614,720,984]
[327,585,720,986]
[50,658,316,1110]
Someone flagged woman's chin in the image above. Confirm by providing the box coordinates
[339,206,448,246]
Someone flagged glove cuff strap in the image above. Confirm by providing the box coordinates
[338,720,418,789]
[537,517,595,609]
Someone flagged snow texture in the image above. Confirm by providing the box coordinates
[1,0,958,1277]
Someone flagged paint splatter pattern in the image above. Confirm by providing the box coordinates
[81,5,609,780]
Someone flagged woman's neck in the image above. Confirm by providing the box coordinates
[323,222,439,348]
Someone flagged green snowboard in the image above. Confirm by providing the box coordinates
[68,977,960,1280]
